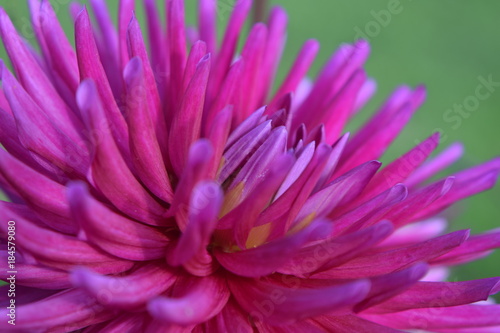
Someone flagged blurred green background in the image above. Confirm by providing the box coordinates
[1,0,499,290]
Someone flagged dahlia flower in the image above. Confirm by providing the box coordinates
[0,0,499,332]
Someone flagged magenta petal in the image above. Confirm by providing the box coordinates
[169,181,223,266]
[39,0,80,95]
[354,263,429,312]
[383,176,455,227]
[0,8,83,143]
[272,40,319,107]
[361,132,440,199]
[77,80,167,226]
[229,277,370,325]
[203,59,244,134]
[75,8,130,158]
[314,230,469,279]
[219,154,294,248]
[148,275,230,326]
[431,229,500,266]
[170,139,214,231]
[314,315,402,333]
[127,15,169,158]
[67,182,171,261]
[0,252,70,289]
[0,107,56,178]
[0,289,115,332]
[166,0,187,110]
[225,105,267,149]
[0,206,132,274]
[279,220,394,276]
[368,277,500,314]
[258,7,287,103]
[230,126,288,197]
[118,0,134,67]
[218,120,272,183]
[215,219,332,277]
[123,57,174,203]
[362,304,500,330]
[207,0,251,102]
[332,184,407,234]
[257,143,332,238]
[0,150,76,233]
[142,0,168,99]
[295,160,381,223]
[169,54,211,176]
[198,0,217,55]
[71,264,176,309]
[88,0,123,98]
[236,23,267,122]
[206,105,233,178]
[406,142,464,187]
[203,298,254,333]
[412,158,500,221]
[2,65,90,178]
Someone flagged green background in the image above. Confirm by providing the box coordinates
[1,0,499,290]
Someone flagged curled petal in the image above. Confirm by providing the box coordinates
[67,182,170,261]
[229,277,371,325]
[71,265,176,309]
[148,275,230,326]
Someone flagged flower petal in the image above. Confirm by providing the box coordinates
[313,230,469,279]
[368,277,500,314]
[123,57,174,203]
[77,79,167,226]
[67,181,171,261]
[169,54,211,176]
[215,218,332,277]
[229,277,370,325]
[71,264,176,309]
[148,274,230,326]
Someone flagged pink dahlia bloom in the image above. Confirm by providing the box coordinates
[0,0,499,332]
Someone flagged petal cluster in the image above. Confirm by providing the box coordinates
[0,0,499,332]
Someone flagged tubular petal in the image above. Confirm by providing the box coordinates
[71,265,176,308]
[148,275,230,326]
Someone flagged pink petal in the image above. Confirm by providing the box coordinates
[71,264,176,309]
[67,182,170,261]
[271,39,319,108]
[215,218,332,277]
[368,277,500,314]
[75,8,130,159]
[354,263,429,312]
[148,274,230,326]
[279,220,394,276]
[127,15,169,159]
[314,315,402,333]
[166,0,187,111]
[169,54,211,176]
[198,0,217,55]
[0,289,116,332]
[0,150,76,233]
[431,229,500,266]
[313,230,469,279]
[2,64,90,179]
[77,80,167,226]
[0,206,132,274]
[170,139,214,231]
[169,181,223,267]
[123,57,174,203]
[229,277,370,325]
[362,304,500,330]
[0,8,83,143]
[406,142,464,187]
